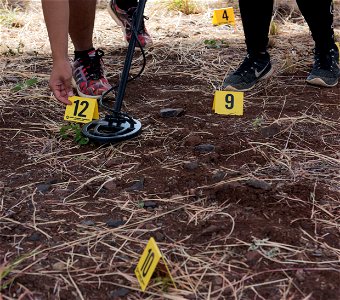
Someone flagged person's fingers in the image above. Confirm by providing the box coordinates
[53,82,72,105]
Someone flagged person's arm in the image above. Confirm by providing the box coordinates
[41,0,73,104]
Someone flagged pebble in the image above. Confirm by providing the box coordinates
[154,231,165,241]
[144,201,157,209]
[260,124,281,138]
[194,144,215,153]
[126,178,144,192]
[106,219,125,228]
[183,161,199,171]
[202,225,220,235]
[296,269,305,281]
[28,232,42,241]
[245,179,272,191]
[104,181,117,191]
[246,250,262,265]
[36,183,51,193]
[160,108,185,118]
[109,288,130,299]
[183,135,202,147]
[81,220,95,226]
[212,170,225,182]
[52,262,65,271]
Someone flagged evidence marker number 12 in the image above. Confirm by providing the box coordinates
[64,96,99,124]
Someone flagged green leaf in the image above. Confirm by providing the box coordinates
[25,78,38,87]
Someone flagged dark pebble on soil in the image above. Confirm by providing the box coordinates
[245,179,272,191]
[194,144,215,153]
[81,220,95,226]
[126,178,144,192]
[154,231,165,241]
[106,219,125,228]
[28,232,42,241]
[104,181,117,191]
[160,108,185,118]
[109,287,130,299]
[144,201,158,209]
[260,124,281,138]
[36,183,51,193]
[183,135,202,147]
[183,161,199,171]
[212,170,226,182]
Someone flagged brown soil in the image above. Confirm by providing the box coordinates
[0,3,340,300]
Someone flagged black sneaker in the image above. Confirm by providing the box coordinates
[306,48,340,87]
[223,52,273,91]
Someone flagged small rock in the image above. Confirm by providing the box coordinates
[296,269,305,281]
[145,223,156,230]
[246,250,262,265]
[36,183,51,193]
[52,262,65,271]
[160,108,185,118]
[154,231,165,241]
[245,179,272,191]
[81,220,95,226]
[260,124,281,138]
[194,144,215,153]
[144,201,157,209]
[183,135,202,147]
[202,225,220,235]
[212,170,225,182]
[126,178,144,192]
[104,181,117,191]
[109,287,130,299]
[213,277,223,286]
[106,219,125,228]
[184,161,199,171]
[28,232,42,241]
[4,76,19,83]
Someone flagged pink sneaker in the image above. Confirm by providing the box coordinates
[108,0,153,48]
[72,49,112,98]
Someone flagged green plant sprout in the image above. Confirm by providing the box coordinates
[12,77,38,92]
[60,123,89,145]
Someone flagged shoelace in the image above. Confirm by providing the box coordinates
[82,49,104,80]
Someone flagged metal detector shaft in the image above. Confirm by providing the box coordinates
[113,0,147,113]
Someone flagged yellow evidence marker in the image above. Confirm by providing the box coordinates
[64,96,99,124]
[212,7,235,26]
[135,237,176,292]
[336,42,340,63]
[213,91,244,116]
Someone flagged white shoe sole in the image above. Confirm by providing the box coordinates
[306,77,338,88]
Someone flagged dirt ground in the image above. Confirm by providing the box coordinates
[0,1,339,300]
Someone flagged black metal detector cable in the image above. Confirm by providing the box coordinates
[98,11,147,113]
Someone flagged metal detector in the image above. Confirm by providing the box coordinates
[82,0,147,144]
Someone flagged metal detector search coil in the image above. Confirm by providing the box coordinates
[82,0,147,144]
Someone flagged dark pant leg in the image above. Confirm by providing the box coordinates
[239,0,274,55]
[296,0,335,52]
[116,0,138,10]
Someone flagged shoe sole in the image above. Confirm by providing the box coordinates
[306,77,338,88]
[107,3,152,49]
[224,66,274,92]
[72,78,102,99]
[107,3,129,47]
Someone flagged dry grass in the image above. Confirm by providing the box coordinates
[0,1,340,299]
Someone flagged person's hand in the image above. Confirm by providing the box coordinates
[49,59,74,105]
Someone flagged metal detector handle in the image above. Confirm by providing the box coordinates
[113,0,147,113]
